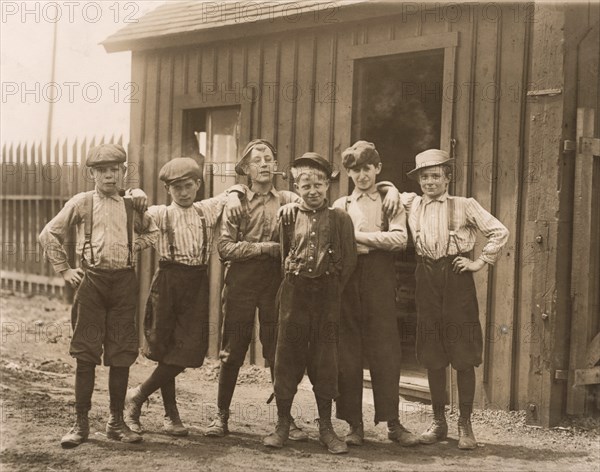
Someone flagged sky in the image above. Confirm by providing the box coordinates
[1,0,165,147]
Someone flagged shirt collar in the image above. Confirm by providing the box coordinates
[351,187,379,202]
[94,188,121,202]
[298,199,328,212]
[422,191,449,205]
[247,186,279,201]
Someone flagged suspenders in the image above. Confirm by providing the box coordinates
[81,192,134,267]
[165,205,208,264]
[414,196,462,258]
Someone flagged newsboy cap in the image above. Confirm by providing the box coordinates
[85,144,127,167]
[407,149,455,180]
[159,157,203,185]
[235,139,277,176]
[341,140,380,169]
[292,152,338,179]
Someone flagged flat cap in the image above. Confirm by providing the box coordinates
[235,139,277,176]
[159,157,202,185]
[85,144,126,167]
[292,152,337,179]
[341,140,380,169]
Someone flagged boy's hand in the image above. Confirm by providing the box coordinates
[277,203,299,226]
[452,256,486,274]
[260,242,280,258]
[382,187,400,216]
[61,268,84,287]
[225,192,244,223]
[127,188,148,212]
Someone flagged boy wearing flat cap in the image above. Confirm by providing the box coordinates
[263,152,357,455]
[206,139,308,441]
[39,144,159,448]
[332,141,419,447]
[124,157,245,437]
[402,149,509,449]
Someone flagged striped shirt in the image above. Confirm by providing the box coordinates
[218,186,301,261]
[332,188,407,255]
[39,189,158,272]
[147,194,227,266]
[401,192,509,264]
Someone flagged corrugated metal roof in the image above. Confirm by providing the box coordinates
[102,0,375,52]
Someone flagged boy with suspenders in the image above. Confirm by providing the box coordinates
[402,149,509,449]
[39,144,159,448]
[124,157,245,436]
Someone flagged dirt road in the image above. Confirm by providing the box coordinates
[1,293,598,471]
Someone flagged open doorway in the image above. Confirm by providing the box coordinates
[352,48,445,399]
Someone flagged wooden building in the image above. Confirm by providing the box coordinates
[103,1,600,426]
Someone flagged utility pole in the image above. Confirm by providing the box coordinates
[46,21,58,153]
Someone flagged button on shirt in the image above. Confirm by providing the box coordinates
[333,189,407,255]
[39,190,158,272]
[401,192,509,264]
[147,194,227,266]
[218,186,300,261]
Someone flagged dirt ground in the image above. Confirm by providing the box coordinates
[1,293,599,472]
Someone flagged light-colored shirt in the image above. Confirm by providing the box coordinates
[218,186,300,261]
[147,194,228,266]
[333,188,407,255]
[401,191,509,264]
[39,189,158,272]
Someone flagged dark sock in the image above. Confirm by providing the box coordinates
[427,367,447,420]
[457,367,475,420]
[139,363,184,399]
[315,395,332,421]
[217,364,240,411]
[276,397,293,419]
[75,360,95,413]
[161,376,177,411]
[109,366,129,411]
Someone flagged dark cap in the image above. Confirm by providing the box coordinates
[291,152,337,179]
[341,140,380,169]
[235,139,277,176]
[159,157,203,185]
[85,144,127,167]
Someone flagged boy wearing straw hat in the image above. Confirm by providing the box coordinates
[402,149,509,450]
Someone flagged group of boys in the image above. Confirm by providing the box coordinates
[39,138,508,454]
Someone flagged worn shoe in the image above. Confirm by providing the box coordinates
[163,404,189,437]
[317,419,348,454]
[419,418,448,444]
[457,418,477,450]
[60,412,89,448]
[205,409,229,437]
[106,410,143,443]
[263,417,291,448]
[288,418,309,442]
[124,386,146,434]
[344,421,364,446]
[387,422,419,446]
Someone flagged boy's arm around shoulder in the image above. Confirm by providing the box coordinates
[132,205,159,253]
[334,208,357,288]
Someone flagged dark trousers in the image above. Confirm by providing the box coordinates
[143,261,209,368]
[219,257,281,368]
[336,251,401,424]
[415,255,483,370]
[274,274,341,401]
[70,267,138,366]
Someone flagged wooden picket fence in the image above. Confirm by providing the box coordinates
[1,136,124,296]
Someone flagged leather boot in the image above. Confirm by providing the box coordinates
[60,410,90,448]
[345,421,364,446]
[106,409,143,443]
[288,417,309,442]
[163,403,188,437]
[457,418,477,450]
[318,418,348,454]
[263,416,291,448]
[419,417,448,444]
[387,419,419,446]
[124,386,146,434]
[205,409,229,437]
